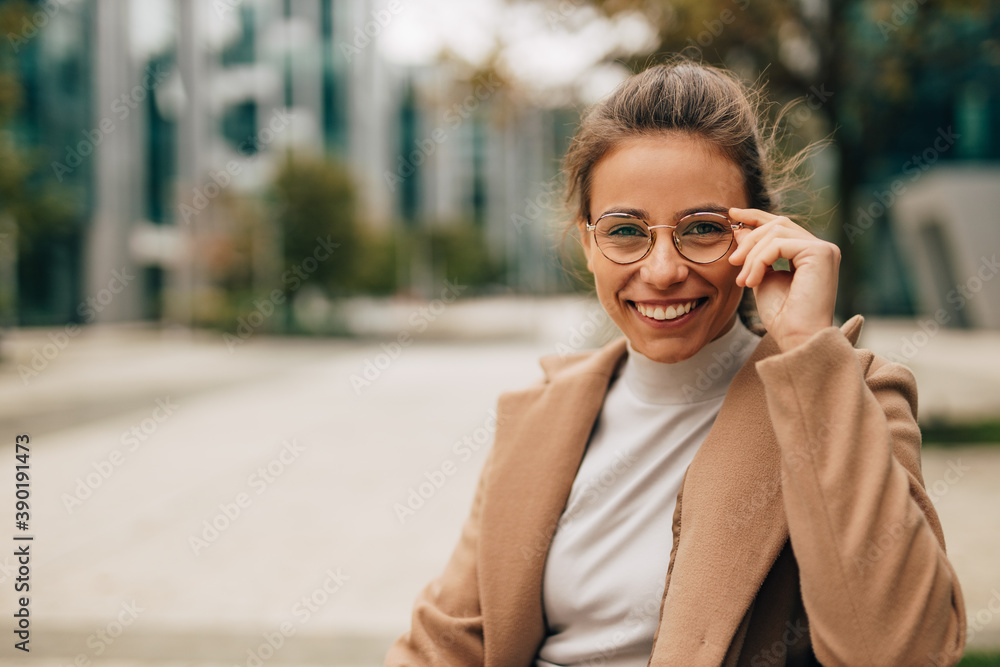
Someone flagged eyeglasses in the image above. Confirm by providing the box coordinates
[586,211,744,265]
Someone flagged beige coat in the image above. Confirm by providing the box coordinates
[386,316,967,666]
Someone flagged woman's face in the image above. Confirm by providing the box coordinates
[580,133,747,363]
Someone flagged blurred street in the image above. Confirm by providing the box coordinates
[1,299,999,665]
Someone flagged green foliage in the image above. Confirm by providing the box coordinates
[352,223,506,296]
[267,154,507,297]
[421,223,505,289]
[922,420,1000,446]
[0,1,77,253]
[960,653,1000,666]
[270,152,358,296]
[351,231,399,295]
[230,154,507,306]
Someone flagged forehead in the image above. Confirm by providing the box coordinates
[589,133,748,217]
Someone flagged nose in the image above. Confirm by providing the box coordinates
[637,230,689,288]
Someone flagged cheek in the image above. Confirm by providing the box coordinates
[706,263,742,299]
[592,262,630,303]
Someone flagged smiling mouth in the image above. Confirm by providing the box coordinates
[633,298,706,322]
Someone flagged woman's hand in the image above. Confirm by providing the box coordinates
[727,208,841,352]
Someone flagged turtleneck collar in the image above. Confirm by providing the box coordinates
[621,319,761,405]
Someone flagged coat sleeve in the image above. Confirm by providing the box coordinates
[384,447,493,665]
[755,326,966,666]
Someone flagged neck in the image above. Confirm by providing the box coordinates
[622,319,760,405]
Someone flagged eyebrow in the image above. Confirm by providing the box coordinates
[598,203,731,221]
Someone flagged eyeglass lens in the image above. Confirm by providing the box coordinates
[594,213,734,264]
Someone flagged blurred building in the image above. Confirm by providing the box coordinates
[892,166,1000,329]
[7,0,571,327]
[7,0,999,328]
[836,2,1000,321]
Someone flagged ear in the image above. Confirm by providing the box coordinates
[577,219,595,273]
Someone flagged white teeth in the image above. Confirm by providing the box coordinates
[636,300,698,321]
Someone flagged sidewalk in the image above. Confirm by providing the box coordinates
[0,300,998,664]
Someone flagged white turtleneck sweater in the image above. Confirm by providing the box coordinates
[536,319,761,666]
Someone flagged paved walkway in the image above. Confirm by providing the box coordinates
[0,301,997,664]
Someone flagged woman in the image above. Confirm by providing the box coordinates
[386,61,966,666]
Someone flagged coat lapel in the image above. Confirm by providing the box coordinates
[477,316,865,666]
[479,339,628,665]
[650,316,864,664]
[649,332,790,664]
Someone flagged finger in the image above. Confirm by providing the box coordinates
[728,207,792,227]
[740,237,814,288]
[731,221,784,266]
[740,234,842,287]
[730,223,769,264]
[729,209,812,245]
[728,207,768,225]
[730,215,814,264]
[739,234,804,284]
[737,232,802,284]
[728,210,793,262]
[728,208,769,262]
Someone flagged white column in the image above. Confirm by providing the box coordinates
[87,0,144,323]
[170,0,211,326]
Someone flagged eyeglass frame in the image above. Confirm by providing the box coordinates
[585,210,745,265]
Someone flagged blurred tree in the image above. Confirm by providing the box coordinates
[349,223,506,297]
[269,152,358,298]
[0,2,77,302]
[186,188,271,329]
[498,0,1000,317]
[421,223,506,289]
[351,230,400,295]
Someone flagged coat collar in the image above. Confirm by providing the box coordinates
[479,337,628,664]
[478,317,864,665]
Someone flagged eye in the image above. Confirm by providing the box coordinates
[682,220,728,236]
[596,214,650,239]
[606,221,649,237]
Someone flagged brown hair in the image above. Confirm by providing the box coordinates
[562,58,807,335]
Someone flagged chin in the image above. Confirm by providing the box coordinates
[618,304,739,364]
